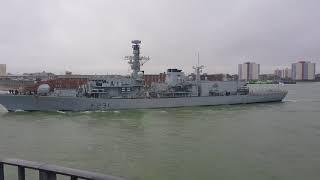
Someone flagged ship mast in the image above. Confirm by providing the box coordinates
[124,40,150,79]
[193,52,204,96]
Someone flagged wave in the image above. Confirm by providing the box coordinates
[81,111,93,114]
[14,109,25,112]
[283,99,297,102]
[285,99,320,103]
[0,104,8,113]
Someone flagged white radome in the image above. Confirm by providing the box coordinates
[37,84,50,95]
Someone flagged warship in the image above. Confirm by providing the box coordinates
[0,40,287,112]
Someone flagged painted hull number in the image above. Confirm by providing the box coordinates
[90,103,110,110]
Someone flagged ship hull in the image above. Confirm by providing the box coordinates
[0,92,287,112]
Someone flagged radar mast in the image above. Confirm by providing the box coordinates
[124,40,150,79]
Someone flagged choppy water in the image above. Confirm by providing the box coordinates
[1,82,320,180]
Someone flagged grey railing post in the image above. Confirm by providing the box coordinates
[1,158,126,180]
[47,172,57,180]
[18,166,25,180]
[39,171,57,180]
[0,163,4,180]
[70,176,78,180]
[39,171,46,180]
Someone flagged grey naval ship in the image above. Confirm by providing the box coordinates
[0,40,287,112]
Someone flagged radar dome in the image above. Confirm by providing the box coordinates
[137,71,144,79]
[37,84,50,95]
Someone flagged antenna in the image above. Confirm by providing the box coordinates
[192,51,204,96]
[193,52,204,78]
[197,52,200,67]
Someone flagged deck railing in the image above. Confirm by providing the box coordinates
[0,158,126,180]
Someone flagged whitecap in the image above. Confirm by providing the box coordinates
[284,99,297,103]
[81,111,93,114]
[14,109,25,112]
[56,111,66,114]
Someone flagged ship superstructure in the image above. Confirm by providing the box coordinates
[83,40,149,99]
[0,40,288,112]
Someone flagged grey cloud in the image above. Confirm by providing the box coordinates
[0,0,319,74]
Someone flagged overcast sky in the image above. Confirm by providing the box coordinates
[1,0,319,75]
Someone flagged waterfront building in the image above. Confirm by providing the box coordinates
[0,76,35,91]
[203,74,238,81]
[0,64,6,76]
[238,62,260,80]
[291,61,316,80]
[284,68,292,79]
[274,68,292,79]
[274,69,282,78]
[201,73,226,81]
[23,71,56,81]
[259,74,277,81]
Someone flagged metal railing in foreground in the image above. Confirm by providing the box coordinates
[0,158,126,180]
